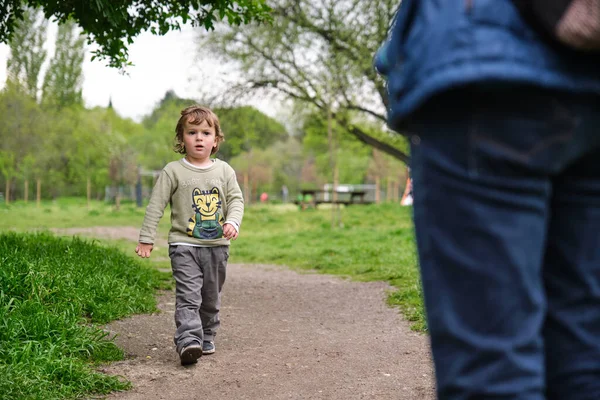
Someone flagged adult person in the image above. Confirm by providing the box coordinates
[376,1,600,399]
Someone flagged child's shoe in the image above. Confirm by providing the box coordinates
[179,344,202,365]
[202,341,215,355]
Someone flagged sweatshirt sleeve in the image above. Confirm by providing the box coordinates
[224,165,244,229]
[138,169,174,244]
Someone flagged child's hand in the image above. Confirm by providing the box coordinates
[135,243,154,258]
[223,223,239,240]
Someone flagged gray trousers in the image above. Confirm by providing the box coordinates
[168,245,228,352]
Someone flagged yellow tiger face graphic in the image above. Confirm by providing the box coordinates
[192,187,221,219]
[188,187,224,239]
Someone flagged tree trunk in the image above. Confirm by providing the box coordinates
[328,101,340,228]
[24,179,29,203]
[333,164,339,199]
[375,176,381,204]
[115,186,121,211]
[328,106,337,204]
[251,180,259,203]
[36,178,41,208]
[87,177,91,210]
[386,179,393,202]
[244,172,250,205]
[332,163,340,227]
[5,179,10,205]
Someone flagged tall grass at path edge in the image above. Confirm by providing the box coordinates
[0,231,169,400]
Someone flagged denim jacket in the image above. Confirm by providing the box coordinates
[375,0,600,131]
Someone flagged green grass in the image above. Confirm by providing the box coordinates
[0,198,170,231]
[0,232,171,400]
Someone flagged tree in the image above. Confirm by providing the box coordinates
[104,109,140,210]
[229,147,273,202]
[0,86,43,202]
[18,154,35,203]
[42,19,85,109]
[142,90,198,129]
[45,106,112,203]
[1,0,272,69]
[141,91,288,164]
[302,111,372,185]
[367,148,407,203]
[0,150,16,204]
[202,0,409,163]
[137,91,199,170]
[268,137,304,195]
[139,103,184,171]
[215,106,288,160]
[5,7,47,100]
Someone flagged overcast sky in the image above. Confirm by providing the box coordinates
[0,23,278,123]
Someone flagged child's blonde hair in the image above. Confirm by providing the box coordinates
[174,105,224,155]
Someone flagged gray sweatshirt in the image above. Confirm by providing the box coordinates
[139,158,244,247]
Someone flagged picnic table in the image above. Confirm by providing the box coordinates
[296,189,370,209]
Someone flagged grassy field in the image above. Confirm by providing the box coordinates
[0,231,170,399]
[0,198,425,331]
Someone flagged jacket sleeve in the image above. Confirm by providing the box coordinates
[138,169,174,244]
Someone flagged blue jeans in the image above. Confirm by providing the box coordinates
[408,86,600,400]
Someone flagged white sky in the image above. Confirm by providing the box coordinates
[0,23,279,123]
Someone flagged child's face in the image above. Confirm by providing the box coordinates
[182,118,217,165]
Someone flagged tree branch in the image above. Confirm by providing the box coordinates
[346,124,409,163]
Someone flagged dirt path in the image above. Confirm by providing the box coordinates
[57,227,435,399]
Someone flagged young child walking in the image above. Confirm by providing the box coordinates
[135,105,244,366]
